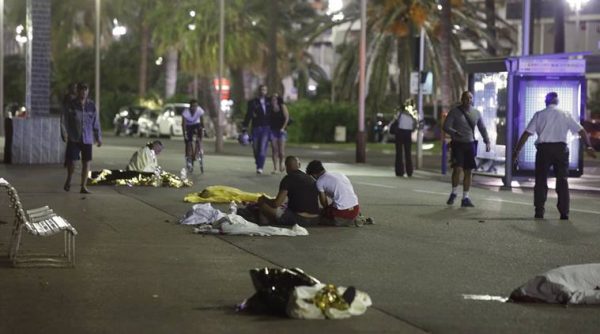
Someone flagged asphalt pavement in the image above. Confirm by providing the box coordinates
[1,135,599,333]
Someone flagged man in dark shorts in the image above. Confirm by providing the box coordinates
[61,82,102,193]
[257,156,320,227]
[442,91,490,207]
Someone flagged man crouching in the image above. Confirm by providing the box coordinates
[257,156,321,227]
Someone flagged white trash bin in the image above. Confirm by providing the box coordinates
[334,126,346,142]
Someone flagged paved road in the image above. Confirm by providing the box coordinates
[1,135,599,333]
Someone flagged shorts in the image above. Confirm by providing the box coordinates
[184,124,203,142]
[66,141,92,162]
[277,209,320,227]
[450,141,477,170]
[270,129,286,141]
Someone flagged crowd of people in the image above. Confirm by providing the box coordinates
[59,81,597,221]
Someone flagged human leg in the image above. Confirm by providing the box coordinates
[255,127,270,172]
[81,160,91,193]
[64,161,74,191]
[270,137,279,173]
[552,145,570,218]
[402,131,413,176]
[534,146,551,217]
[394,134,405,176]
[278,137,286,172]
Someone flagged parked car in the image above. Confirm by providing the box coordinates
[156,103,189,138]
[113,106,146,136]
[137,109,161,137]
[583,119,600,151]
[382,116,440,143]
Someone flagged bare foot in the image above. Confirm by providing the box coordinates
[80,187,91,194]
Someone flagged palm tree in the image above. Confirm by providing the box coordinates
[333,0,517,115]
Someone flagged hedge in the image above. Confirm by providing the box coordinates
[286,99,357,143]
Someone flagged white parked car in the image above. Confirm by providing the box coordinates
[137,109,161,137]
[156,103,189,138]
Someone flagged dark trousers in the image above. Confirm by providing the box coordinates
[534,143,570,216]
[395,129,413,176]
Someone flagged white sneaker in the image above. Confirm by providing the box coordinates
[256,169,263,174]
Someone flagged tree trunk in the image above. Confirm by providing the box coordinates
[266,3,280,93]
[165,47,178,99]
[230,66,245,118]
[440,0,452,114]
[485,0,497,56]
[138,22,149,98]
[553,0,565,53]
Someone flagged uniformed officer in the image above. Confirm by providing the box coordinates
[512,92,597,220]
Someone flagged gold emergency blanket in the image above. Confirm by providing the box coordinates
[184,185,271,203]
[89,169,192,188]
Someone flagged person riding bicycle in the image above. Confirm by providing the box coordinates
[182,99,205,173]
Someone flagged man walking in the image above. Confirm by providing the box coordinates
[443,91,490,207]
[512,92,597,220]
[61,82,102,193]
[242,85,271,174]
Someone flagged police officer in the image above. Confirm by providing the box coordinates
[512,92,597,220]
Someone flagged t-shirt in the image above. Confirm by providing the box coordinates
[279,170,319,215]
[316,171,359,210]
[126,146,158,173]
[182,106,204,125]
[525,105,583,145]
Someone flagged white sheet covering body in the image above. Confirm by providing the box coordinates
[287,284,372,319]
[181,204,308,236]
[510,263,600,304]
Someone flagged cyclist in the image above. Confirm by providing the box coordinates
[182,99,205,173]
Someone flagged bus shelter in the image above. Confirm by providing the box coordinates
[463,54,587,188]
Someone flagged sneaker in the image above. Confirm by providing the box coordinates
[461,197,475,207]
[560,214,569,220]
[256,168,263,174]
[365,217,375,225]
[446,193,457,205]
[534,213,544,219]
[353,215,367,227]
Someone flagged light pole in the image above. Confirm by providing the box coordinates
[0,0,4,137]
[95,0,100,115]
[567,0,590,51]
[356,0,366,163]
[215,0,224,153]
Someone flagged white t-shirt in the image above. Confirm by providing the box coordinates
[127,146,158,173]
[182,106,205,125]
[525,105,583,144]
[316,171,359,210]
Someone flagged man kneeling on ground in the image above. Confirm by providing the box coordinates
[306,160,368,227]
[127,140,164,173]
[257,156,321,227]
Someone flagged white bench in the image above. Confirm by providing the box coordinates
[1,178,77,267]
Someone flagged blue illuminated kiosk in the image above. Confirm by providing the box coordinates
[465,54,587,189]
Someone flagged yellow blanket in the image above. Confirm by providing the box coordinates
[184,185,272,203]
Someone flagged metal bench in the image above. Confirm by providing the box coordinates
[1,178,77,267]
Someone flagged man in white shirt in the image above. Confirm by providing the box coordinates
[126,140,163,173]
[306,160,372,226]
[182,99,205,173]
[513,92,597,220]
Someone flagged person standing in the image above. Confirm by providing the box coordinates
[512,92,597,220]
[392,99,417,177]
[443,91,490,207]
[61,82,102,194]
[182,99,205,173]
[243,85,272,174]
[269,93,289,174]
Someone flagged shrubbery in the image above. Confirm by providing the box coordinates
[286,99,357,143]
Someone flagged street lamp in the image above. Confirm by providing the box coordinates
[566,0,590,51]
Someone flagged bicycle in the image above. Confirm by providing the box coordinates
[184,124,204,174]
